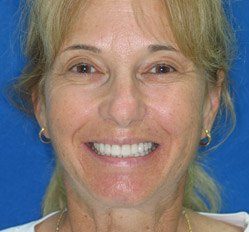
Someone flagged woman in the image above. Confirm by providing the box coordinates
[1,0,248,231]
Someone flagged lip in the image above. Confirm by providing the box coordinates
[82,142,160,167]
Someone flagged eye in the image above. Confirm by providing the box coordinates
[70,63,97,74]
[149,64,176,74]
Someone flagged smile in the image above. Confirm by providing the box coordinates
[88,142,159,158]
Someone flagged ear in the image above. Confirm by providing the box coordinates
[202,70,224,137]
[32,88,50,139]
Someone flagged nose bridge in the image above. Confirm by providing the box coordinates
[99,74,147,128]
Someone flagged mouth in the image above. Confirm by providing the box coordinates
[86,142,159,158]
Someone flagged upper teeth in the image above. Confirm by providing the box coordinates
[90,142,157,158]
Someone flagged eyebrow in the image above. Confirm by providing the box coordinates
[63,44,101,53]
[148,44,178,53]
[62,43,177,54]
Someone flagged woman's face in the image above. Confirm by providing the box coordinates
[36,0,220,206]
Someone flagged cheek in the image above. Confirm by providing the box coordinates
[148,85,204,138]
[146,86,204,182]
[45,85,98,142]
[43,85,99,175]
[146,84,205,177]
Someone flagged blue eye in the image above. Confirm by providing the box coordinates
[149,64,176,74]
[70,63,97,74]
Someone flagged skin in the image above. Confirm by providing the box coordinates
[34,0,242,231]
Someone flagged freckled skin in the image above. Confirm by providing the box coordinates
[35,0,221,231]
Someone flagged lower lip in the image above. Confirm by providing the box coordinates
[83,143,160,167]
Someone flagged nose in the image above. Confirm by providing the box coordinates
[99,78,147,128]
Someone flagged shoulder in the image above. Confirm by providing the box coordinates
[0,212,59,232]
[0,222,37,232]
[189,210,249,232]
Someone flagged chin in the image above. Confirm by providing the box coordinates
[84,174,160,207]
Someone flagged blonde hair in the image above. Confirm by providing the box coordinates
[13,0,235,216]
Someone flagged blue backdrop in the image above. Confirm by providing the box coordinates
[0,0,248,230]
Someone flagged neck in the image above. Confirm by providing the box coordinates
[61,177,188,232]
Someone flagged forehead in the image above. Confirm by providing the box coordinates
[61,0,178,53]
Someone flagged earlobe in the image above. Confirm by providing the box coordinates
[32,90,49,138]
[39,128,51,144]
[200,129,212,146]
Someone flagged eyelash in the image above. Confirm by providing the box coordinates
[69,63,99,75]
[146,63,176,75]
[68,62,177,77]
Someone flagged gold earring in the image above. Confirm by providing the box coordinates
[39,128,51,144]
[200,129,211,146]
